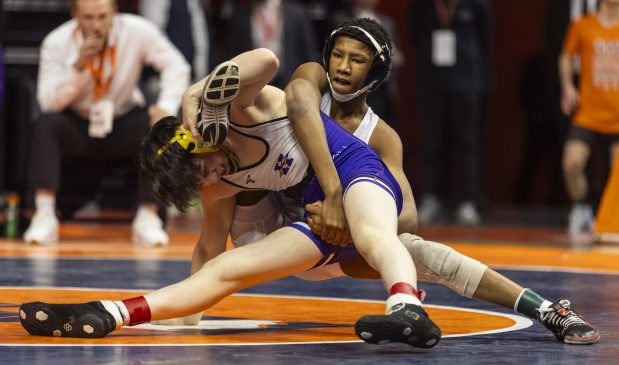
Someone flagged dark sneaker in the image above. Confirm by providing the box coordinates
[197,61,240,145]
[538,299,600,344]
[19,301,116,338]
[355,303,441,348]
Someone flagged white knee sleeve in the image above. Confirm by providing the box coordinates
[399,233,487,298]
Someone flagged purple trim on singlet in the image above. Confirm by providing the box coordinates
[343,176,398,208]
[290,222,325,254]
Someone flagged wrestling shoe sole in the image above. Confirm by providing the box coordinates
[201,61,240,106]
[355,313,441,348]
[19,301,114,338]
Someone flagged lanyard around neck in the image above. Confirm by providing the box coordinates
[87,45,116,100]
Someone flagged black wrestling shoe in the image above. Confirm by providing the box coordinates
[538,299,600,345]
[355,303,441,348]
[19,301,116,338]
[197,61,240,145]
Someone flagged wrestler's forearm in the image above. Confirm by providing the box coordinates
[230,48,279,88]
[191,193,236,273]
[285,78,341,195]
[182,48,279,136]
[288,62,329,95]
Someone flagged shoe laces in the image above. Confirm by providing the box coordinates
[538,300,587,328]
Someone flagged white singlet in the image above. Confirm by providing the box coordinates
[221,117,309,192]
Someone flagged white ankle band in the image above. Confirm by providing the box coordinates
[100,300,125,330]
[113,300,131,326]
[386,293,422,314]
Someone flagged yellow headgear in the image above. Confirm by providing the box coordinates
[156,126,221,156]
[156,125,240,174]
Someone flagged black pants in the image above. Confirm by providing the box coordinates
[418,90,483,204]
[29,107,157,208]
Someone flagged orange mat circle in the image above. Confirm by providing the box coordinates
[0,288,531,346]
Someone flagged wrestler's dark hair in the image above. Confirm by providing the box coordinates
[140,116,202,211]
[333,18,392,57]
[323,18,393,91]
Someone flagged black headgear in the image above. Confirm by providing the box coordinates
[322,24,392,93]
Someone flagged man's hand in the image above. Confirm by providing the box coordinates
[305,200,352,247]
[74,32,106,71]
[148,105,170,126]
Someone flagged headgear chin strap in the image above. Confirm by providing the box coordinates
[221,146,240,174]
[156,126,240,174]
[327,74,377,102]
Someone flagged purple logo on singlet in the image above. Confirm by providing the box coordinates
[274,152,294,177]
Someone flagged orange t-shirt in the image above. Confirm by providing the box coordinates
[564,15,619,134]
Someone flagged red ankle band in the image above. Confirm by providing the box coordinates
[389,282,421,299]
[122,296,151,326]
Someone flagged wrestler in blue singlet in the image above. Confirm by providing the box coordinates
[291,112,403,268]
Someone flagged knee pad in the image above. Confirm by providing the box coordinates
[230,193,286,247]
[399,233,487,298]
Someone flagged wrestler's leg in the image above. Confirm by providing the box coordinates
[343,181,415,291]
[343,181,441,348]
[146,227,320,320]
[19,227,322,337]
[340,234,531,310]
[160,191,302,325]
[342,233,600,345]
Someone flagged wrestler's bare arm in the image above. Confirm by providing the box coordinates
[288,62,329,94]
[191,182,242,274]
[182,48,284,136]
[285,69,348,245]
[368,122,418,234]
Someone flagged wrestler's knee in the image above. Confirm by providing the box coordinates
[351,225,385,257]
[398,233,487,298]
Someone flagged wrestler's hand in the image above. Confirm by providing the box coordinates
[181,77,206,138]
[305,201,323,236]
[305,200,352,247]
